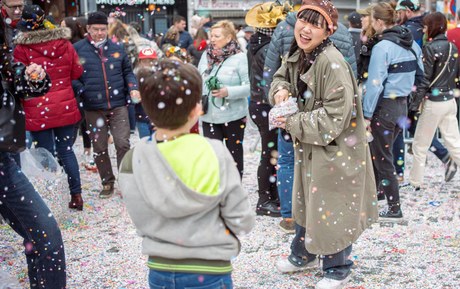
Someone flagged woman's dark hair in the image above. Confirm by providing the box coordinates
[63,17,86,44]
[193,28,208,49]
[138,60,202,130]
[297,9,329,31]
[423,12,447,40]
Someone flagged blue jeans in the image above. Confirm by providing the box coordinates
[148,270,232,289]
[277,131,294,218]
[31,125,82,195]
[128,103,136,132]
[0,152,66,288]
[137,121,153,139]
[289,224,353,280]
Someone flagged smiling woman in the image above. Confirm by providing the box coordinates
[269,1,378,288]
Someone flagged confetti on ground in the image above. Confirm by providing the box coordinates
[1,124,459,288]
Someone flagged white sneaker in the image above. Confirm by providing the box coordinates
[316,275,351,289]
[275,257,317,273]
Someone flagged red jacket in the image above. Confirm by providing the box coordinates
[447,27,460,55]
[14,27,83,131]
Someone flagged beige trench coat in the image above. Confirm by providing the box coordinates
[269,45,378,255]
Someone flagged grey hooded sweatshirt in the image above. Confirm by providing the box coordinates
[119,135,255,274]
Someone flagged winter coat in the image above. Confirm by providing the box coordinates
[331,23,358,78]
[0,25,50,152]
[264,13,358,97]
[411,34,460,111]
[197,52,250,124]
[72,37,138,111]
[14,27,83,131]
[402,14,424,48]
[247,32,271,103]
[357,35,380,84]
[263,12,298,95]
[268,45,378,255]
[349,27,362,66]
[363,26,423,119]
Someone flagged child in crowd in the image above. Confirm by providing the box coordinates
[133,48,157,138]
[119,59,254,289]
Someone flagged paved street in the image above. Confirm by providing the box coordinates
[1,124,459,288]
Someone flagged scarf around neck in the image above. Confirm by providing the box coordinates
[298,38,333,98]
[205,39,241,74]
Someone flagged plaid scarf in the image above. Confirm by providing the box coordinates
[205,40,242,74]
[256,27,274,37]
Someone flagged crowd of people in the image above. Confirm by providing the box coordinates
[1,0,460,288]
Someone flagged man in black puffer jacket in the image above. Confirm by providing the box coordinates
[0,13,67,288]
[73,11,139,198]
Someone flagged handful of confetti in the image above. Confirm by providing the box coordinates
[29,72,40,81]
[268,97,298,130]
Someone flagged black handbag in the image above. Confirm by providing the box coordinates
[0,77,26,152]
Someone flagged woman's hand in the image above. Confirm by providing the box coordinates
[130,90,141,104]
[275,117,287,129]
[274,88,289,104]
[25,63,46,81]
[211,87,228,98]
[364,119,372,132]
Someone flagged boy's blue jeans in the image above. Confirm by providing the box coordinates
[0,152,66,288]
[277,131,294,218]
[137,121,154,139]
[148,270,232,289]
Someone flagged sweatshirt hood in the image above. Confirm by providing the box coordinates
[381,25,413,49]
[132,138,223,219]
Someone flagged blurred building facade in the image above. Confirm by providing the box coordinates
[25,0,440,36]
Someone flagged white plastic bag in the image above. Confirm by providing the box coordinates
[20,148,68,223]
[268,97,299,130]
[20,147,60,179]
[0,269,21,289]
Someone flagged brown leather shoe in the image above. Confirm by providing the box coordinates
[279,218,295,234]
[99,184,114,199]
[68,193,84,211]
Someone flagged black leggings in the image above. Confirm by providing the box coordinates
[249,101,279,205]
[202,118,245,178]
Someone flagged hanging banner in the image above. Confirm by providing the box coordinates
[196,0,268,9]
[96,0,175,5]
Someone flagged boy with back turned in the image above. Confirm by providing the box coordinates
[119,59,254,289]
